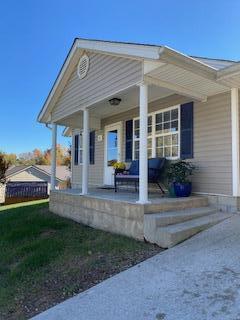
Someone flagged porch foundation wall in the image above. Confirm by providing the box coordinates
[49,191,144,240]
[205,194,240,213]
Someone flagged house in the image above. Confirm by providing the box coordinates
[37,38,240,247]
[6,165,70,193]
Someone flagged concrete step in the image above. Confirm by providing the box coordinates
[151,212,231,248]
[144,196,209,214]
[146,207,217,228]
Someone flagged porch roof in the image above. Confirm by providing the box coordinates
[38,38,240,125]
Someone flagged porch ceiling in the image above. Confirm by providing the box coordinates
[56,84,173,129]
[88,84,173,118]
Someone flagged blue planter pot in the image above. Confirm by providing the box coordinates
[174,182,192,197]
[168,183,176,197]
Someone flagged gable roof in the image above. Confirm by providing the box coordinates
[38,37,240,124]
[6,165,70,181]
[6,165,29,178]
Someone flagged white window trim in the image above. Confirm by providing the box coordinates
[133,104,181,160]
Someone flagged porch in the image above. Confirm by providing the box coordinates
[49,187,220,247]
[40,39,240,204]
[53,186,206,205]
[38,39,240,246]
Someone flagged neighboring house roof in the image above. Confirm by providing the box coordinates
[35,165,70,181]
[192,56,237,70]
[37,37,240,124]
[6,165,29,178]
[6,165,70,182]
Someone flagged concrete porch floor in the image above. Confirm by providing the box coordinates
[56,187,203,205]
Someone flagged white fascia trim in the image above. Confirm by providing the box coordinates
[160,46,218,71]
[158,47,218,81]
[76,39,161,60]
[217,62,240,80]
[38,40,79,123]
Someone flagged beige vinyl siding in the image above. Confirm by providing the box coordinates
[52,52,142,122]
[72,129,104,188]
[72,92,233,196]
[192,92,232,195]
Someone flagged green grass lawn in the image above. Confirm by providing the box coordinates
[0,200,161,320]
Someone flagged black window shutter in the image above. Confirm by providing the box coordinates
[180,102,194,159]
[89,131,95,165]
[125,120,133,162]
[74,134,79,165]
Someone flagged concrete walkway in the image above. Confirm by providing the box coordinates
[33,215,240,320]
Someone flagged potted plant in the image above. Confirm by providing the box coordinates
[113,161,126,174]
[167,160,195,197]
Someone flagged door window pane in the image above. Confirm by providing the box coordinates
[107,130,118,166]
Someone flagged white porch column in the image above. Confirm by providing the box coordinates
[82,109,89,195]
[231,88,240,197]
[138,82,149,203]
[50,123,57,190]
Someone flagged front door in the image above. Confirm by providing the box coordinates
[104,122,122,185]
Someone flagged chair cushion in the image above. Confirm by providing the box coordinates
[129,160,139,175]
[116,174,139,180]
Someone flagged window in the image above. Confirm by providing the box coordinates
[74,132,83,165]
[74,131,95,165]
[74,135,79,165]
[133,116,152,160]
[133,105,180,160]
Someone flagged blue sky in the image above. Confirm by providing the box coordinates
[0,0,240,155]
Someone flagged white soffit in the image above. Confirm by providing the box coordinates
[147,63,228,98]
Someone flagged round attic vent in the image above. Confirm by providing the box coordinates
[77,54,89,79]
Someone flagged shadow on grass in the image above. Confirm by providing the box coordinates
[0,200,162,320]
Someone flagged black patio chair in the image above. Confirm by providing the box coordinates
[114,158,166,193]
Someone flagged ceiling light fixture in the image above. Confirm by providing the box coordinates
[109,98,121,106]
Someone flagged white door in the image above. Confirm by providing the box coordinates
[104,122,122,185]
